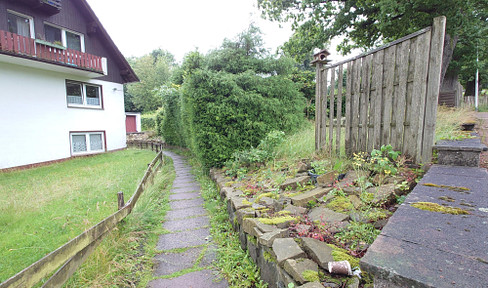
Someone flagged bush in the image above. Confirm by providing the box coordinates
[157,86,186,147]
[181,70,305,168]
[141,113,156,131]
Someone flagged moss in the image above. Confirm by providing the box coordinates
[247,235,257,245]
[285,191,304,198]
[263,250,276,263]
[411,202,470,215]
[256,192,279,201]
[277,210,291,216]
[422,183,470,192]
[438,196,456,202]
[302,270,320,282]
[326,196,353,212]
[242,199,253,206]
[225,181,236,187]
[257,215,296,225]
[326,244,360,268]
[363,208,389,221]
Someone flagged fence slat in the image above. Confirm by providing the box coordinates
[314,63,322,150]
[371,50,384,149]
[393,40,410,151]
[344,62,353,156]
[350,59,361,153]
[359,55,372,151]
[328,67,336,153]
[336,65,343,154]
[422,16,446,163]
[402,36,419,157]
[320,68,329,149]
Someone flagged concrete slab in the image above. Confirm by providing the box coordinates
[163,216,210,232]
[169,192,201,201]
[153,247,205,276]
[361,165,488,287]
[148,270,228,288]
[171,185,201,193]
[170,198,205,210]
[165,206,207,220]
[156,228,210,250]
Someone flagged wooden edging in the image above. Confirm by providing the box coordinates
[0,149,164,288]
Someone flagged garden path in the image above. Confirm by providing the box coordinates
[148,151,228,288]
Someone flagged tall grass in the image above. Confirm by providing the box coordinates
[0,149,156,282]
[435,105,476,141]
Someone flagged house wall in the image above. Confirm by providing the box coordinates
[0,0,125,83]
[0,62,126,169]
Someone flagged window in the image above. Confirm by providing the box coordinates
[44,23,84,51]
[70,132,105,155]
[7,11,33,38]
[66,81,102,108]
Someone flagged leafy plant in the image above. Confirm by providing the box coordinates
[335,222,380,250]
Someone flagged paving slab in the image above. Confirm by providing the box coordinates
[361,165,488,287]
[170,198,205,210]
[163,216,210,232]
[172,181,201,189]
[153,247,205,276]
[171,185,201,193]
[169,192,202,201]
[156,228,210,250]
[148,269,228,288]
[165,206,207,220]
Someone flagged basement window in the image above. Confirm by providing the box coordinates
[70,132,105,155]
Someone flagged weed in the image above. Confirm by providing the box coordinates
[335,222,380,250]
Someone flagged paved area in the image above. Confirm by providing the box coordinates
[148,151,228,288]
[476,112,488,169]
[361,165,488,287]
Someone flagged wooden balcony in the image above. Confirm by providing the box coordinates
[14,0,62,15]
[0,30,103,74]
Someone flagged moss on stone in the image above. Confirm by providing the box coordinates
[242,199,253,206]
[411,202,470,215]
[302,270,320,282]
[326,196,354,212]
[257,215,296,225]
[363,208,389,221]
[326,244,360,268]
[263,250,276,263]
[225,181,236,187]
[247,235,257,245]
[286,191,304,198]
[422,183,470,192]
[256,192,278,201]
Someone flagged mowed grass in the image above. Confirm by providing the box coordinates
[0,149,156,282]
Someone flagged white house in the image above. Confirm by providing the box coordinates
[0,0,138,170]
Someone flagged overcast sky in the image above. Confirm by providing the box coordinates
[86,0,294,62]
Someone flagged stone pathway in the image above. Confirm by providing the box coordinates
[148,151,228,288]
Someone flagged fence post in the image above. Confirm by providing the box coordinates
[117,192,125,210]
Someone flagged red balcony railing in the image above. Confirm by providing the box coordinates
[0,30,103,74]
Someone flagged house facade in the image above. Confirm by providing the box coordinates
[0,0,138,170]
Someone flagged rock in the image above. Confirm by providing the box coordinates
[340,170,370,185]
[280,176,311,191]
[317,171,338,187]
[235,208,256,225]
[284,204,308,215]
[366,184,397,205]
[295,172,310,178]
[252,203,267,210]
[347,277,360,288]
[259,196,283,211]
[259,228,289,247]
[295,224,311,235]
[349,212,369,223]
[297,162,311,173]
[301,237,335,269]
[374,218,389,229]
[291,187,333,207]
[308,207,349,224]
[327,221,350,234]
[348,195,362,209]
[243,218,275,237]
[272,238,307,265]
[342,185,361,196]
[230,196,252,210]
[298,282,325,288]
[283,258,318,285]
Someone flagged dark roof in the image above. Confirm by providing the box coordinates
[76,0,139,83]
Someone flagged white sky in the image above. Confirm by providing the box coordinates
[86,0,295,62]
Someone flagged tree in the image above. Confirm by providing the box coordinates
[124,49,176,112]
[258,0,488,89]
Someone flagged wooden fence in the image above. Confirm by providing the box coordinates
[464,94,488,107]
[314,16,446,163]
[0,149,164,288]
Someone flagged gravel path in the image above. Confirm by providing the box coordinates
[148,151,228,288]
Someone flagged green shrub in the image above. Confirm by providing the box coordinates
[181,70,305,168]
[141,113,156,131]
[157,85,186,147]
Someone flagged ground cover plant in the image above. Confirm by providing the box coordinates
[0,149,156,282]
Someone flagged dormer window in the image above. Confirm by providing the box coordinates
[44,23,84,52]
[7,11,34,38]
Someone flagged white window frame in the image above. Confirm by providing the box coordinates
[44,22,85,52]
[70,132,105,156]
[66,80,103,109]
[7,10,35,39]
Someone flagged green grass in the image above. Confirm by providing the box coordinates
[0,149,157,282]
[435,105,476,141]
[65,156,174,287]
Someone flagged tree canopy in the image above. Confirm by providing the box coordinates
[258,0,487,87]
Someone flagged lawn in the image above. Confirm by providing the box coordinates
[0,149,156,282]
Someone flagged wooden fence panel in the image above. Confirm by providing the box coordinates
[314,16,446,163]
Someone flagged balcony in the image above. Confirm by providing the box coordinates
[0,30,105,76]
